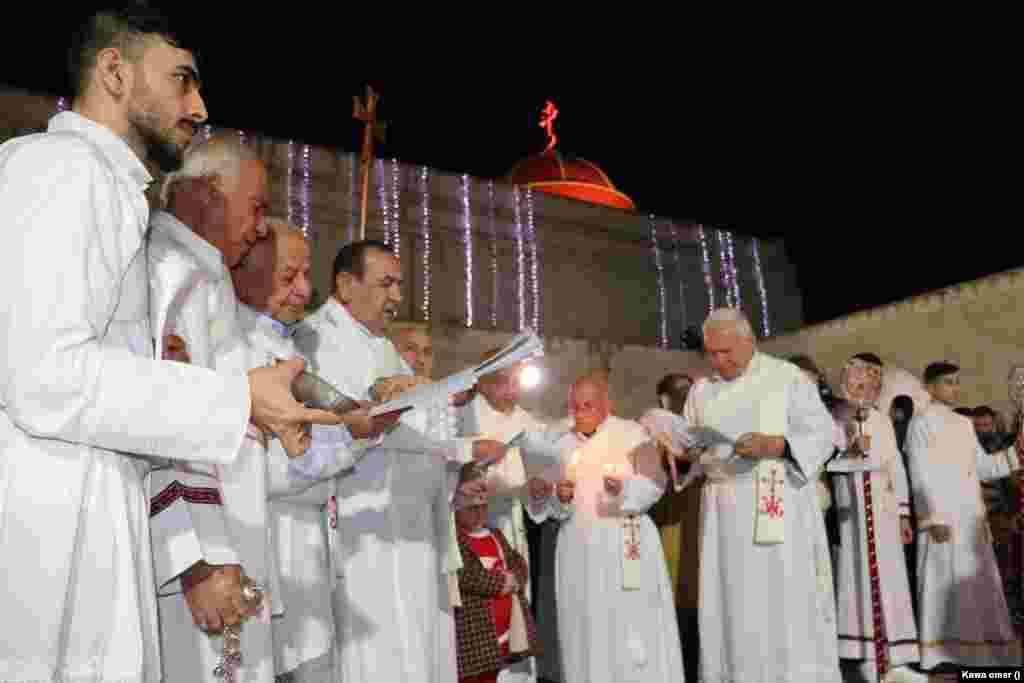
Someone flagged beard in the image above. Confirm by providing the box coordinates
[127,86,192,173]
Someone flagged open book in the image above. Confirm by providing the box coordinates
[368,329,544,417]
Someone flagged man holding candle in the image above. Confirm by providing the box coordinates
[529,374,684,683]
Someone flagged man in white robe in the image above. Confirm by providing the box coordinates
[683,308,841,683]
[148,139,297,683]
[528,374,684,683]
[455,351,550,683]
[830,354,924,683]
[295,240,502,683]
[232,220,386,682]
[906,361,1022,670]
[0,9,333,682]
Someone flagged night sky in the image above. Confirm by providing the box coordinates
[2,5,1016,326]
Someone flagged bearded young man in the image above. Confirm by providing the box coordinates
[0,8,331,681]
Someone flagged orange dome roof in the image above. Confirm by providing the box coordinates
[505,149,636,211]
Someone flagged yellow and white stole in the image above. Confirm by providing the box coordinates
[699,353,794,544]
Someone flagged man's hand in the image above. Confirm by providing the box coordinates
[734,433,786,459]
[928,524,952,543]
[528,477,553,500]
[603,475,624,497]
[372,375,429,403]
[181,562,248,634]
[249,358,345,458]
[900,516,913,545]
[556,479,575,504]
[472,439,508,465]
[163,334,191,363]
[339,402,404,440]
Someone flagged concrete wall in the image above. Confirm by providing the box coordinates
[428,268,1024,425]
[1,85,804,349]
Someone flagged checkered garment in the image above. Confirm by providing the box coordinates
[455,527,542,679]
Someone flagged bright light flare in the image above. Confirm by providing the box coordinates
[520,364,543,390]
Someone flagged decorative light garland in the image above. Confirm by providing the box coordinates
[650,215,669,349]
[525,187,541,334]
[461,174,474,328]
[513,186,526,332]
[201,124,212,142]
[301,144,312,240]
[55,97,67,114]
[419,166,432,321]
[286,141,295,226]
[726,230,741,309]
[669,220,687,345]
[752,237,772,337]
[488,180,499,329]
[376,159,390,245]
[389,158,400,258]
[698,224,715,314]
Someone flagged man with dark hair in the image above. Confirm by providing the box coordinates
[296,240,496,683]
[0,7,340,681]
[905,362,1023,671]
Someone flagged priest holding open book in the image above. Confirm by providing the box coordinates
[682,308,841,683]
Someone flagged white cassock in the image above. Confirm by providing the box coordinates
[530,416,684,683]
[832,408,920,675]
[147,210,275,683]
[238,303,366,682]
[295,297,463,683]
[0,112,250,683]
[457,394,546,683]
[685,352,841,683]
[905,401,1022,669]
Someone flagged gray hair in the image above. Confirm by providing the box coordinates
[160,136,258,206]
[702,307,755,340]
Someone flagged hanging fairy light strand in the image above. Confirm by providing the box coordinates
[347,153,358,243]
[419,166,432,321]
[389,158,401,258]
[55,96,67,114]
[461,174,474,328]
[698,224,716,314]
[301,144,312,240]
[752,237,772,337]
[650,215,669,349]
[376,159,390,245]
[726,230,741,309]
[525,187,541,334]
[488,180,499,329]
[715,228,735,308]
[286,141,295,227]
[513,187,526,332]
[669,220,688,343]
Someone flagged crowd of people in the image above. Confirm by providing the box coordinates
[1,7,1022,683]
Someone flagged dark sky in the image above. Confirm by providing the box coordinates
[3,5,1016,326]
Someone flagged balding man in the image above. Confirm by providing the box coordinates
[682,308,840,683]
[232,220,386,682]
[532,374,684,683]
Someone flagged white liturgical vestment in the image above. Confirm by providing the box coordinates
[147,211,275,683]
[542,416,685,683]
[0,112,250,683]
[906,401,1022,669]
[684,352,841,683]
[239,303,363,680]
[832,408,920,671]
[295,297,460,683]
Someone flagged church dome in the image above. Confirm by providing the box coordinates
[505,149,636,211]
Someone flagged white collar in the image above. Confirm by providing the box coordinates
[239,303,296,339]
[48,111,152,191]
[323,296,377,341]
[150,210,227,280]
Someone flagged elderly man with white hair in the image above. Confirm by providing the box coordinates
[679,308,841,683]
[148,137,308,683]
